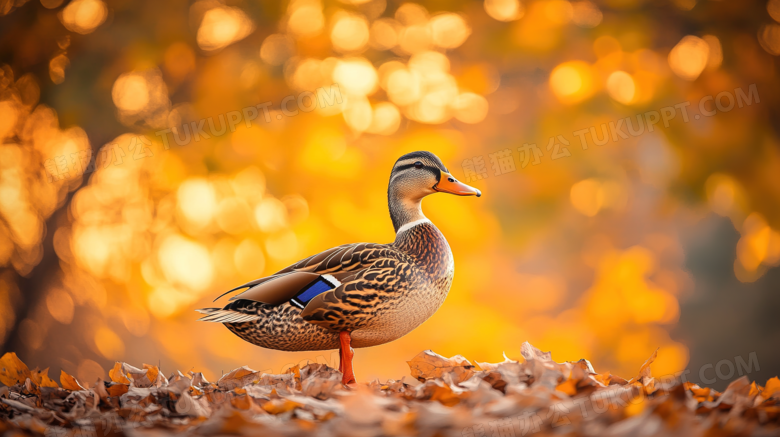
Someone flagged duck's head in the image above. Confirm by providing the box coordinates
[390,151,482,199]
[388,151,481,232]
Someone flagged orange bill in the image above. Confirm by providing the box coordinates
[433,171,482,197]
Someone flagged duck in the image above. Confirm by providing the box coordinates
[197,151,481,384]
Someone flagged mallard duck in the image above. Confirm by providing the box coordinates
[197,151,481,384]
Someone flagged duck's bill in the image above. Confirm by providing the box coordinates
[433,171,482,197]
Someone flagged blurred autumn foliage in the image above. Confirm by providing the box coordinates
[0,0,780,392]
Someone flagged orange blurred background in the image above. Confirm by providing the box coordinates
[1,0,779,390]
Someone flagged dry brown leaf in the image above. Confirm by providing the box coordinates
[106,382,129,397]
[224,366,256,380]
[122,363,153,386]
[176,391,210,417]
[520,341,552,361]
[230,393,253,410]
[191,372,210,387]
[0,349,778,437]
[609,373,630,385]
[407,350,475,383]
[60,369,85,390]
[286,364,301,379]
[690,386,714,402]
[763,376,780,400]
[1,397,35,413]
[216,409,261,434]
[475,352,517,371]
[93,377,109,401]
[0,352,31,386]
[30,367,58,388]
[555,378,577,396]
[572,358,596,374]
[628,348,658,383]
[749,381,760,398]
[143,363,161,387]
[218,366,260,389]
[109,362,130,384]
[263,398,301,414]
[418,380,462,406]
[593,372,612,386]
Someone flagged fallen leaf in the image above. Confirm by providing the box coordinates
[223,366,256,380]
[191,372,210,387]
[475,352,517,371]
[763,376,780,400]
[555,378,577,396]
[593,372,612,386]
[0,398,35,413]
[417,380,462,406]
[218,366,260,390]
[0,352,31,386]
[60,370,85,391]
[106,382,129,397]
[122,363,151,386]
[520,341,552,362]
[749,381,760,398]
[30,368,58,388]
[143,363,161,387]
[230,393,252,410]
[176,391,210,417]
[263,398,301,414]
[94,377,109,400]
[407,350,475,383]
[572,358,596,374]
[0,348,777,437]
[690,386,714,402]
[109,362,130,384]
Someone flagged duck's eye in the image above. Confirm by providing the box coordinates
[414,161,424,169]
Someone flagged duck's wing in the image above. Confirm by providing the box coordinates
[198,243,393,322]
[299,256,416,332]
[276,242,390,275]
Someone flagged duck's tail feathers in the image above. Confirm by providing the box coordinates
[196,308,262,323]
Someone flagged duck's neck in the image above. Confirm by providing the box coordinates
[388,186,427,233]
[390,203,452,274]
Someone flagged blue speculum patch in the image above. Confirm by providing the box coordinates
[290,277,337,309]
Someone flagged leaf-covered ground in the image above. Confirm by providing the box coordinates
[1,342,779,437]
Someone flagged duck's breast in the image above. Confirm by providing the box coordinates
[351,222,454,347]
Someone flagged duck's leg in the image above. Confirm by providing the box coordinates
[338,331,356,385]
